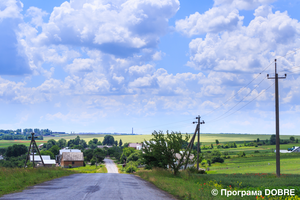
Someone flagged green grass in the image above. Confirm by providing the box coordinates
[208,153,300,174]
[67,164,107,173]
[0,167,76,197]
[136,168,300,200]
[0,140,46,148]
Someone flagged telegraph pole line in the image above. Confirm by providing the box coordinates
[267,59,286,177]
[193,115,205,171]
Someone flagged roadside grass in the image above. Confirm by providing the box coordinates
[136,168,300,200]
[67,164,107,173]
[0,167,76,197]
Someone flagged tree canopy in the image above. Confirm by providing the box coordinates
[102,135,115,145]
[142,130,191,175]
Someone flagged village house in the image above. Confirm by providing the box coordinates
[60,152,84,168]
[128,143,142,150]
[56,148,81,166]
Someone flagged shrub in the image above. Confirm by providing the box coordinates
[125,161,138,173]
[186,166,207,174]
[238,151,246,157]
[211,157,224,163]
[254,150,260,153]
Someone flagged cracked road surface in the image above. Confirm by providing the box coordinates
[0,173,176,200]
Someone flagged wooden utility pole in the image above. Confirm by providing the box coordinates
[24,132,45,168]
[194,115,205,171]
[178,115,204,171]
[267,59,286,177]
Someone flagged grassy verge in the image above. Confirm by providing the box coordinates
[67,164,107,173]
[136,168,300,200]
[0,167,76,197]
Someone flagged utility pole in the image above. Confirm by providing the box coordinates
[267,59,286,177]
[193,115,205,171]
[24,132,45,168]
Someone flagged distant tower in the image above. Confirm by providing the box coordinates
[132,127,133,134]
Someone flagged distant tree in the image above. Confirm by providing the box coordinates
[49,145,60,156]
[114,140,118,146]
[93,148,106,164]
[88,138,98,145]
[103,135,115,145]
[123,143,129,147]
[83,149,94,162]
[257,138,260,142]
[79,139,88,148]
[46,139,57,150]
[215,140,219,145]
[119,139,123,146]
[290,136,295,141]
[211,144,214,149]
[5,144,27,158]
[270,135,276,145]
[233,142,237,148]
[74,136,80,145]
[40,150,55,159]
[296,138,299,143]
[57,138,67,148]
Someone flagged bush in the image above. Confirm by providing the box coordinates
[211,157,224,163]
[125,161,138,173]
[238,151,246,157]
[254,150,260,153]
[186,166,207,174]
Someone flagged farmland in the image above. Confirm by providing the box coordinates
[0,133,298,148]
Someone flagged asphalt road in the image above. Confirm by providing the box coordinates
[1,173,176,200]
[104,158,119,173]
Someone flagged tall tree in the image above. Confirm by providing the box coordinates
[142,130,191,175]
[270,135,276,145]
[119,139,123,146]
[103,135,115,145]
[57,138,67,148]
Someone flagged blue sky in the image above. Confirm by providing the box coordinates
[1,0,300,135]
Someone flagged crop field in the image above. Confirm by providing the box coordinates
[43,134,155,144]
[0,140,46,148]
[1,133,299,148]
[42,133,298,143]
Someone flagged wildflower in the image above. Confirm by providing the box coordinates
[204,183,206,185]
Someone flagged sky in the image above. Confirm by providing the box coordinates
[1,0,300,135]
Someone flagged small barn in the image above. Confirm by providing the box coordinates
[60,152,84,168]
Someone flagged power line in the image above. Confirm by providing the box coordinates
[207,82,275,123]
[207,77,267,122]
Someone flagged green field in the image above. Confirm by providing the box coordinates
[41,133,298,143]
[0,140,47,148]
[1,133,299,148]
